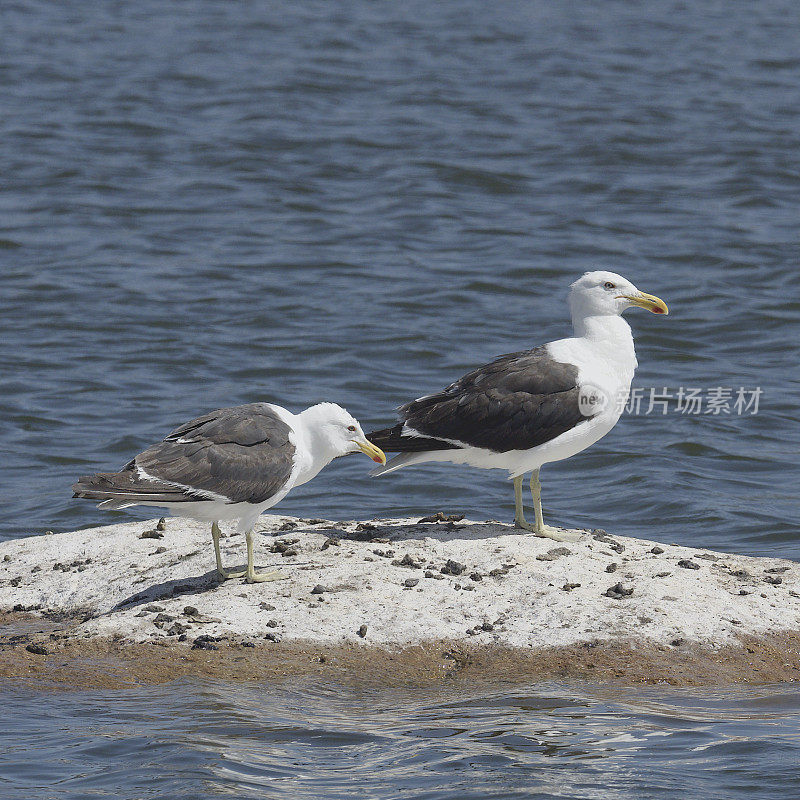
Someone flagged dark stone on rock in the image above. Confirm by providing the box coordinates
[266,619,278,628]
[192,635,219,651]
[655,571,671,578]
[355,522,377,532]
[730,569,751,579]
[470,572,483,582]
[183,606,199,617]
[536,553,557,562]
[370,537,391,544]
[670,638,685,647]
[306,519,327,525]
[357,624,368,638]
[696,553,718,561]
[139,529,163,539]
[650,546,664,555]
[739,589,750,595]
[259,603,276,611]
[153,546,167,554]
[480,622,494,632]
[765,566,791,574]
[9,577,21,587]
[605,563,618,573]
[2,555,10,562]
[678,559,701,570]
[764,575,783,585]
[153,613,175,624]
[441,559,466,576]
[264,632,281,642]
[282,549,298,557]
[321,537,341,550]
[604,582,634,599]
[488,567,508,578]
[31,565,41,573]
[52,563,64,571]
[311,584,327,594]
[562,582,581,592]
[144,604,165,613]
[404,578,420,588]
[395,553,424,569]
[167,622,190,636]
[242,641,255,648]
[25,643,48,655]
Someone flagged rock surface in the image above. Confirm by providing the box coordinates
[1,515,798,658]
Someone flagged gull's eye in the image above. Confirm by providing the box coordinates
[603,281,616,290]
[347,425,356,432]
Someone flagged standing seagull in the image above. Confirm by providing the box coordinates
[73,402,386,582]
[367,271,668,542]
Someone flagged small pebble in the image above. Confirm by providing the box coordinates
[191,636,218,651]
[650,546,664,555]
[677,559,700,570]
[2,555,10,562]
[264,632,281,642]
[562,582,581,592]
[404,578,420,588]
[604,582,634,599]
[144,604,165,613]
[154,546,167,554]
[311,584,327,595]
[764,575,783,585]
[670,638,685,647]
[441,559,466,576]
[183,606,199,617]
[259,603,276,611]
[605,563,618,573]
[357,624,368,638]
[266,619,279,628]
[9,577,21,587]
[469,572,483,582]
[25,643,48,655]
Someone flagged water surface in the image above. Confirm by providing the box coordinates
[1,0,800,796]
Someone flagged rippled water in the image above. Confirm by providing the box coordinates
[3,679,800,800]
[2,0,800,796]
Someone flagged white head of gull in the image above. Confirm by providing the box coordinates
[74,402,386,583]
[368,271,668,542]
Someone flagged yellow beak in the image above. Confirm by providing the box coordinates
[617,291,669,315]
[356,438,387,465]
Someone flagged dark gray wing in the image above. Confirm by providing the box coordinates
[134,402,296,504]
[396,347,587,452]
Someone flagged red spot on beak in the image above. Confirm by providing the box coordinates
[372,456,383,463]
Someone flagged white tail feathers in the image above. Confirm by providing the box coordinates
[370,452,432,477]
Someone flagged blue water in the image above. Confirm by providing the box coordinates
[2,0,800,796]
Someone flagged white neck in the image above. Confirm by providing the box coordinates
[572,313,637,368]
[292,406,341,487]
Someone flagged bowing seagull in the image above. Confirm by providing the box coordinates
[73,402,386,582]
[368,271,668,542]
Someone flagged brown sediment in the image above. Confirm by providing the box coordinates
[2,611,800,692]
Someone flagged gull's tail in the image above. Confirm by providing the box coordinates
[366,424,459,476]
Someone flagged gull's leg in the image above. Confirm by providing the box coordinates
[529,469,581,543]
[211,521,246,580]
[245,528,286,583]
[513,475,535,531]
